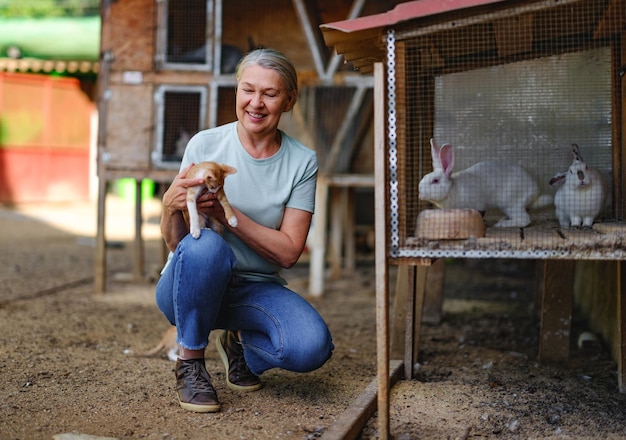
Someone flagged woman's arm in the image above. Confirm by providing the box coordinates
[197,193,311,269]
[226,206,311,269]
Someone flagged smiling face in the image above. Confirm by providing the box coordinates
[235,64,295,138]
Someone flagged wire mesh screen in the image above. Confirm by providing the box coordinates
[164,0,211,67]
[386,0,625,260]
[154,86,207,168]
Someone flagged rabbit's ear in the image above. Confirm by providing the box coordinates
[571,144,584,162]
[430,138,442,170]
[550,171,567,186]
[439,143,455,178]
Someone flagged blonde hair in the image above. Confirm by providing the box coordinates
[235,48,298,107]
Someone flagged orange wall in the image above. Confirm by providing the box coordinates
[0,72,93,202]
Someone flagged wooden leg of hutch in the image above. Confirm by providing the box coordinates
[539,259,575,362]
[94,171,108,294]
[404,264,428,379]
[133,179,145,281]
[422,259,445,325]
[329,187,347,280]
[390,265,409,360]
[617,261,626,393]
[391,261,441,380]
[308,176,329,297]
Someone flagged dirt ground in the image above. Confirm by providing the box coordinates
[1,197,626,440]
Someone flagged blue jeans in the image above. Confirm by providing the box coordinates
[155,229,334,375]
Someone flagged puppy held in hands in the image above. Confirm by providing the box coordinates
[184,161,238,238]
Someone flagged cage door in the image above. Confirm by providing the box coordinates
[153,85,207,169]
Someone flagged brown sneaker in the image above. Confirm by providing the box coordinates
[175,358,221,413]
[216,331,262,392]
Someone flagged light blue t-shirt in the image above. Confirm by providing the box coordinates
[165,121,318,284]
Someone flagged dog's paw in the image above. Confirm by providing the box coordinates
[190,227,201,239]
[228,216,238,228]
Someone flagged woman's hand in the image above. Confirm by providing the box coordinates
[160,164,204,251]
[162,164,203,213]
[195,191,226,223]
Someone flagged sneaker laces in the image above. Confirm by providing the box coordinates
[179,360,215,395]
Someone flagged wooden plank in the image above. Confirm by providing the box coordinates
[373,61,390,440]
[402,222,626,260]
[133,180,145,281]
[344,189,356,273]
[594,0,626,39]
[493,14,533,57]
[105,83,153,169]
[103,0,155,72]
[612,30,625,220]
[539,259,574,362]
[329,187,346,280]
[94,50,113,294]
[109,70,213,86]
[292,0,327,79]
[101,168,177,183]
[616,261,626,393]
[95,163,108,294]
[320,360,403,440]
[392,259,443,359]
[404,265,428,379]
[391,265,408,359]
[403,266,416,380]
[423,258,445,325]
[308,176,329,296]
[326,174,375,187]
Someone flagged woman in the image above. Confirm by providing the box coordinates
[156,48,334,413]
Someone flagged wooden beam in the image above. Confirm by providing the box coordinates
[308,176,329,297]
[404,265,428,379]
[618,260,626,393]
[391,265,409,359]
[594,0,626,40]
[493,13,533,57]
[320,361,403,440]
[292,0,327,80]
[373,61,390,440]
[613,31,625,220]
[94,52,113,294]
[322,83,371,175]
[133,180,145,281]
[539,260,575,362]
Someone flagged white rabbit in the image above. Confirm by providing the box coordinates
[550,143,607,228]
[418,138,552,228]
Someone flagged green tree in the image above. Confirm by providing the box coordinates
[0,0,100,18]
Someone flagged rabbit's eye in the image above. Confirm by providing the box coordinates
[432,178,439,184]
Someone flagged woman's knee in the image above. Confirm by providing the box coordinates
[285,325,334,372]
[178,231,236,271]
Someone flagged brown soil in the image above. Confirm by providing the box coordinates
[1,198,625,440]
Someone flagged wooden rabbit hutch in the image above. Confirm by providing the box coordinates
[322,0,625,437]
[96,0,413,293]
